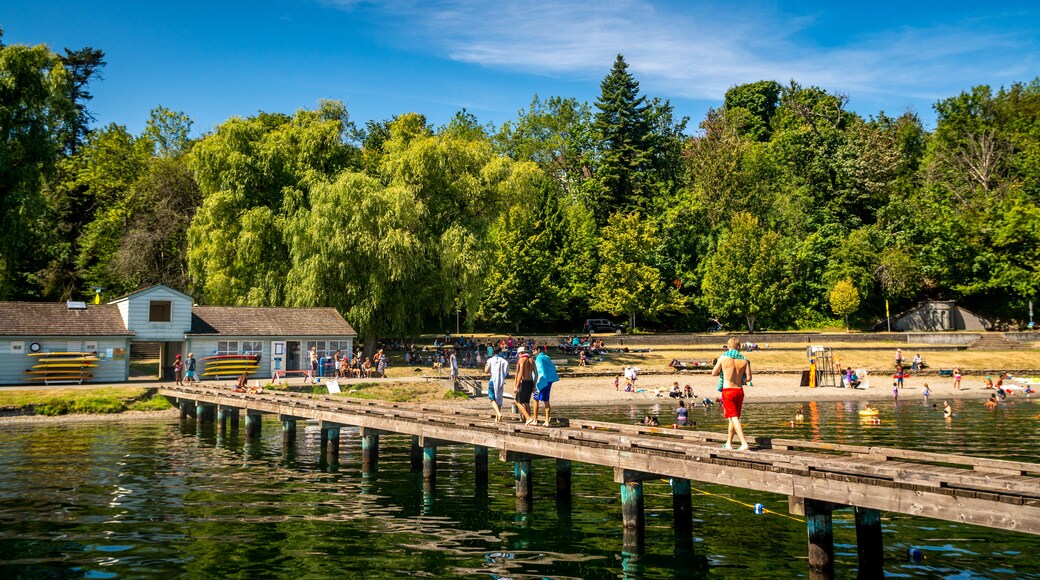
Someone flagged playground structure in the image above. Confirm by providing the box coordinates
[806,346,840,388]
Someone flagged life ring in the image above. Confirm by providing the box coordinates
[858,409,879,417]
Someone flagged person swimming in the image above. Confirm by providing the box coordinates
[794,405,805,422]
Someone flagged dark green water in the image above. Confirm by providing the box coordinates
[1,397,1038,579]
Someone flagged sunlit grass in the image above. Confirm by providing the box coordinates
[0,387,167,416]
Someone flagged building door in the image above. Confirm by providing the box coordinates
[286,341,301,371]
[271,341,286,377]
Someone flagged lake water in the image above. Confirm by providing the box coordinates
[1,396,1038,578]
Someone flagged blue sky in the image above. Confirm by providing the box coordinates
[3,1,1039,137]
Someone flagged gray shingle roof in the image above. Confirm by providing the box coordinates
[0,303,134,336]
[189,306,356,337]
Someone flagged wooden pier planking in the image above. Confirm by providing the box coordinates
[160,385,1040,536]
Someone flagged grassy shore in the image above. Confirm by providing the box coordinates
[0,387,171,416]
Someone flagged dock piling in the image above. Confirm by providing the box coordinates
[854,507,884,578]
[475,445,489,487]
[805,499,835,579]
[514,458,533,512]
[556,459,572,512]
[280,415,297,448]
[670,478,692,533]
[245,411,262,440]
[361,429,379,472]
[423,445,437,486]
[410,436,422,472]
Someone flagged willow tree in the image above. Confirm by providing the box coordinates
[285,113,542,352]
[186,101,356,306]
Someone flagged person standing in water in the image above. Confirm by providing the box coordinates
[712,337,752,451]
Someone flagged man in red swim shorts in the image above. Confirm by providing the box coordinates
[712,336,753,450]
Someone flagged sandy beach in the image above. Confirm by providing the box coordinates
[543,371,1014,407]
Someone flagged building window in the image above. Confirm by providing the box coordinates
[216,341,239,355]
[149,300,172,322]
[241,341,262,356]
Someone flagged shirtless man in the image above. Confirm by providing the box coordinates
[514,347,536,425]
[712,337,752,451]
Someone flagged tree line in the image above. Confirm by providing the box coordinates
[3,33,1039,350]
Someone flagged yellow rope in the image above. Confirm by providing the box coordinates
[686,484,806,523]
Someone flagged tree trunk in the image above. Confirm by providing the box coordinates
[363,329,379,360]
[746,314,756,333]
[629,312,636,332]
[845,314,850,333]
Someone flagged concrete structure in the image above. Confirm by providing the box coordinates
[0,285,355,385]
[880,300,990,332]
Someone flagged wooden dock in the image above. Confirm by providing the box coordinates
[160,385,1040,579]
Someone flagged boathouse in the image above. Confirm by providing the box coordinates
[0,285,355,385]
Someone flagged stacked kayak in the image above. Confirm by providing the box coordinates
[24,352,97,384]
[200,354,261,378]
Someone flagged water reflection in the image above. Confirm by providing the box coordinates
[0,397,1037,578]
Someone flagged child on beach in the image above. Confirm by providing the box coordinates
[923,383,930,400]
[954,367,962,390]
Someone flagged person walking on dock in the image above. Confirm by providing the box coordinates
[533,344,560,426]
[485,346,509,422]
[712,337,752,451]
[185,353,198,385]
[514,347,536,425]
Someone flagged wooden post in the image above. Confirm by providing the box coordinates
[280,415,296,448]
[621,481,644,530]
[556,459,572,510]
[361,430,379,472]
[423,445,437,486]
[475,445,488,487]
[514,458,533,512]
[855,507,884,578]
[670,478,692,533]
[227,407,239,431]
[321,425,340,463]
[196,404,214,423]
[217,406,230,434]
[245,411,262,440]
[179,399,192,419]
[410,436,422,472]
[805,499,835,580]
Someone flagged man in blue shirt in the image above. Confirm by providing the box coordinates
[533,345,560,426]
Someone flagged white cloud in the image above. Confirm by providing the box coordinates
[323,0,1040,105]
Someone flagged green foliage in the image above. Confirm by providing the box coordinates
[0,41,74,298]
[589,212,687,328]
[829,278,860,331]
[144,106,193,157]
[724,80,781,141]
[700,212,791,332]
[3,32,1039,332]
[443,389,470,400]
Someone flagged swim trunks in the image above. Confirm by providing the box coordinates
[516,379,535,404]
[533,382,552,402]
[721,387,744,418]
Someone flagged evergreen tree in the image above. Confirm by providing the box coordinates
[592,54,652,223]
[58,47,106,156]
